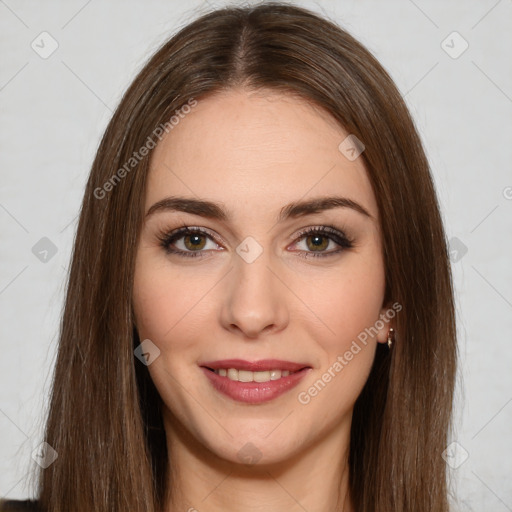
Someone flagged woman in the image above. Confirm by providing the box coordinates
[1,3,457,511]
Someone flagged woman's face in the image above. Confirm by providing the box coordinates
[133,88,389,466]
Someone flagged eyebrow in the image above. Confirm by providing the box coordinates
[145,195,372,222]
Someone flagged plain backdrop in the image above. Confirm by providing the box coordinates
[1,0,511,509]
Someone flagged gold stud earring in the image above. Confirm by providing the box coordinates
[387,328,395,349]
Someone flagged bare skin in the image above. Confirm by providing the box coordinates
[132,87,392,512]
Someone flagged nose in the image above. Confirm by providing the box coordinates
[220,249,290,339]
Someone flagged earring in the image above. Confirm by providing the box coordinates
[387,328,394,349]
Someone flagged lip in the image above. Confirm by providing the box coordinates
[199,360,312,404]
[199,359,310,372]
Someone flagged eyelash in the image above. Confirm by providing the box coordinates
[156,224,354,260]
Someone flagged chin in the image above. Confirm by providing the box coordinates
[199,424,304,466]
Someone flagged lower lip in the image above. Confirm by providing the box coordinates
[200,367,311,404]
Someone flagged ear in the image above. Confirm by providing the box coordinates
[375,302,397,345]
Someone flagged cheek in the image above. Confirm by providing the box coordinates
[132,253,209,342]
[301,255,385,352]
[296,269,384,410]
[132,267,171,342]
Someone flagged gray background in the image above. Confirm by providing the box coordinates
[1,0,511,509]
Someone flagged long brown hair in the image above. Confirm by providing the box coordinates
[27,3,457,511]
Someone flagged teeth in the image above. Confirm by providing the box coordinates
[214,368,294,382]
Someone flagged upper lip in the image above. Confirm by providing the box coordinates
[200,359,310,372]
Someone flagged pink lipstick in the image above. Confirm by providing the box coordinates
[199,359,311,404]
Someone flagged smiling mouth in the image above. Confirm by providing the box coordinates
[200,363,312,404]
[199,358,311,383]
[204,367,304,383]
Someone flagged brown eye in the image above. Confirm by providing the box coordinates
[182,233,207,251]
[158,227,222,258]
[305,234,330,252]
[292,226,354,259]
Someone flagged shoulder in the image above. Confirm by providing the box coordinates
[0,499,41,511]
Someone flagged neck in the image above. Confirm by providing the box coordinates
[163,413,354,512]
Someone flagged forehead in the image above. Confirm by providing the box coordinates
[146,88,378,222]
